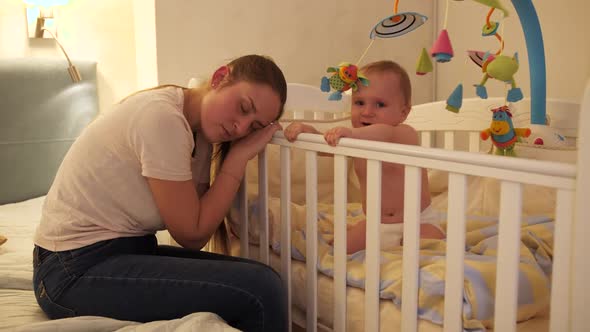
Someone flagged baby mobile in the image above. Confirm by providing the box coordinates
[320,0,428,100]
[320,0,531,156]
[449,0,530,156]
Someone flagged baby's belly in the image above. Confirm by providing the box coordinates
[380,207,404,223]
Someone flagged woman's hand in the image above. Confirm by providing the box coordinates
[229,122,282,163]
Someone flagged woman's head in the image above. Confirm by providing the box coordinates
[197,55,287,143]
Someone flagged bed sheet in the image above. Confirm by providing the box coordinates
[0,289,48,330]
[0,196,44,291]
[0,197,239,332]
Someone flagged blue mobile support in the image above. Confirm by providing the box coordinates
[511,0,546,125]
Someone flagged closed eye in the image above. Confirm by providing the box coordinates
[251,121,264,131]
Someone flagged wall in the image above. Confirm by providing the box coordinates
[0,0,137,113]
[434,0,590,103]
[149,0,435,105]
[2,1,587,113]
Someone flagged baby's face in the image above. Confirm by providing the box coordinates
[350,71,409,128]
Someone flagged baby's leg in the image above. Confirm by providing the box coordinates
[419,223,446,239]
[344,220,403,253]
[419,206,446,240]
[345,220,367,254]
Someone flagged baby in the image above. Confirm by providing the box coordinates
[284,60,445,253]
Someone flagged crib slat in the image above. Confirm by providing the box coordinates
[402,166,422,332]
[293,110,305,120]
[493,181,522,332]
[365,160,382,332]
[443,173,467,332]
[468,132,480,152]
[444,131,455,150]
[333,155,348,332]
[550,189,574,332]
[305,151,318,332]
[314,111,327,121]
[258,149,269,264]
[420,131,432,148]
[239,174,249,258]
[280,146,293,332]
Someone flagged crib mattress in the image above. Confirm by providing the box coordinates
[230,240,550,332]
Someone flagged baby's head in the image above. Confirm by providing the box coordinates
[351,60,411,128]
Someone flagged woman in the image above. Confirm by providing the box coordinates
[33,54,288,331]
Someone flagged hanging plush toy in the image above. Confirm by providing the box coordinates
[321,63,369,101]
[474,52,524,103]
[321,0,430,100]
[480,105,531,156]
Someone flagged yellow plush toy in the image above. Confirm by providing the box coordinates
[480,106,531,156]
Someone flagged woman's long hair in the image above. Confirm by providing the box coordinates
[208,55,287,254]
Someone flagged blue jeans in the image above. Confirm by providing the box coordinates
[33,235,287,332]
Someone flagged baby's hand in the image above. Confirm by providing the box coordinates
[283,121,316,142]
[284,122,304,142]
[324,127,352,146]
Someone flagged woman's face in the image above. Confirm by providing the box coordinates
[199,81,281,143]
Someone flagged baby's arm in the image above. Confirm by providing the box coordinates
[284,122,334,157]
[284,121,322,141]
[324,124,418,146]
[351,124,418,144]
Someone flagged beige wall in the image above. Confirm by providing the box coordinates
[150,0,435,105]
[434,0,590,103]
[0,0,137,113]
[2,0,587,113]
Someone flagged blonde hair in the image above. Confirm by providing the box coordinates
[210,54,287,255]
[361,60,412,107]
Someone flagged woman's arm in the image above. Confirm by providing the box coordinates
[148,123,281,250]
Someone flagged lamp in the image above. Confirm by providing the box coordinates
[41,28,82,83]
[24,0,68,39]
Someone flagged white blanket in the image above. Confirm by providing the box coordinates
[0,196,44,290]
[0,197,240,331]
[11,312,240,332]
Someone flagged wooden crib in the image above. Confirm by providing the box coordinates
[228,81,590,332]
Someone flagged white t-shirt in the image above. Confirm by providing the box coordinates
[34,87,212,251]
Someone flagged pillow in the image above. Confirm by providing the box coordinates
[429,175,557,217]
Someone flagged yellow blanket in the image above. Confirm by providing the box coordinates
[264,200,552,331]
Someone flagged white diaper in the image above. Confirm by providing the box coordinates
[379,206,444,251]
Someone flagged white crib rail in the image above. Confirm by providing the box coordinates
[401,166,422,331]
[258,150,270,264]
[333,155,348,332]
[280,146,293,332]
[443,173,468,332]
[305,151,319,332]
[571,81,590,332]
[237,130,577,331]
[494,181,523,332]
[365,160,382,331]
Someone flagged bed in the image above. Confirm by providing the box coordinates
[0,58,239,332]
[223,81,589,332]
